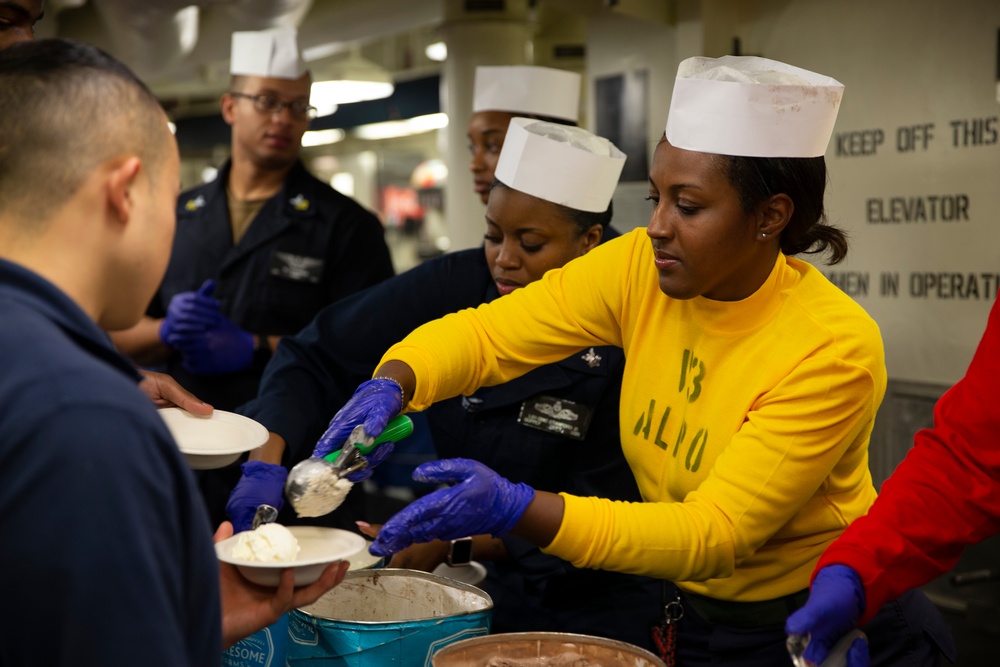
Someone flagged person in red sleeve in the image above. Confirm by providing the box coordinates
[785,300,1000,665]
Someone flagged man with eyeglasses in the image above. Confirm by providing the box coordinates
[117,26,393,408]
[113,27,394,529]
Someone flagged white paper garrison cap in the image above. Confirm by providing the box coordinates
[494,118,626,213]
[665,55,844,158]
[230,27,306,80]
[473,66,581,123]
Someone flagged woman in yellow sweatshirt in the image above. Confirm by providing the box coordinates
[313,56,951,665]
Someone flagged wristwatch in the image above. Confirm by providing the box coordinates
[446,537,473,567]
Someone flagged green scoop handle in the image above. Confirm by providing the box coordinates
[322,414,414,462]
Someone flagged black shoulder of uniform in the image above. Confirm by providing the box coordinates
[176,181,215,218]
[288,162,380,224]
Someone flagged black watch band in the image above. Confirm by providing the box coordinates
[447,536,473,567]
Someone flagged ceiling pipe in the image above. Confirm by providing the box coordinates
[90,0,201,77]
[77,0,441,102]
[184,0,314,76]
[89,0,314,79]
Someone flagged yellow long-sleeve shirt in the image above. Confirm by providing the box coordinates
[382,227,885,602]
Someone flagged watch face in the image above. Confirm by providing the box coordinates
[448,537,473,567]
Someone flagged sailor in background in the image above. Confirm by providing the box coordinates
[111,27,393,527]
[467,65,581,204]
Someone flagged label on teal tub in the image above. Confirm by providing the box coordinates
[224,613,288,667]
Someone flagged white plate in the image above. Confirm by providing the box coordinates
[158,408,268,469]
[216,526,366,587]
[346,540,385,571]
[432,561,487,587]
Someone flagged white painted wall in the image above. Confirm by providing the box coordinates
[585,0,1000,385]
[586,11,676,233]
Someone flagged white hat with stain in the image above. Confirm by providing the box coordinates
[665,55,844,158]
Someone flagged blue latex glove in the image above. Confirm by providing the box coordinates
[225,461,288,533]
[370,458,535,557]
[311,379,403,459]
[344,441,395,483]
[171,312,255,375]
[786,565,869,666]
[159,279,220,345]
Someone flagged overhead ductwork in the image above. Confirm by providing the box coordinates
[86,0,314,79]
[54,0,441,102]
[90,0,201,77]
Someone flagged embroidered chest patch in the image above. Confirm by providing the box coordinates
[269,251,323,283]
[517,396,593,440]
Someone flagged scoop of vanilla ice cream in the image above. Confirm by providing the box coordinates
[231,523,300,562]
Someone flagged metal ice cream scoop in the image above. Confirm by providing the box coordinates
[285,415,414,518]
[251,504,278,530]
[787,629,867,667]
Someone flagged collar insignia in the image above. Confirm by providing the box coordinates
[184,195,206,212]
[581,347,602,368]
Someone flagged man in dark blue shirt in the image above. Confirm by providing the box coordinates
[0,38,346,666]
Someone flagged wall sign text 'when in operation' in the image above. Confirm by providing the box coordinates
[823,271,1000,300]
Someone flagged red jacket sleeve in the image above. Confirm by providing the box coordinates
[817,297,1000,624]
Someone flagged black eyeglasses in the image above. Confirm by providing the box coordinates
[229,92,318,120]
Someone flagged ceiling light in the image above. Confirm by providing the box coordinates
[302,128,346,147]
[311,47,395,107]
[425,41,447,62]
[352,113,449,141]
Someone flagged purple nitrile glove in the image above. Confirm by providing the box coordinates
[169,309,255,376]
[345,441,395,483]
[159,279,221,346]
[785,564,869,666]
[311,379,403,460]
[370,458,535,557]
[225,461,288,533]
[307,414,398,482]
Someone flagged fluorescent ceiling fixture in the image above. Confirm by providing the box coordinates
[175,6,199,55]
[353,113,449,141]
[312,79,394,106]
[302,128,346,147]
[425,41,447,62]
[312,49,395,106]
